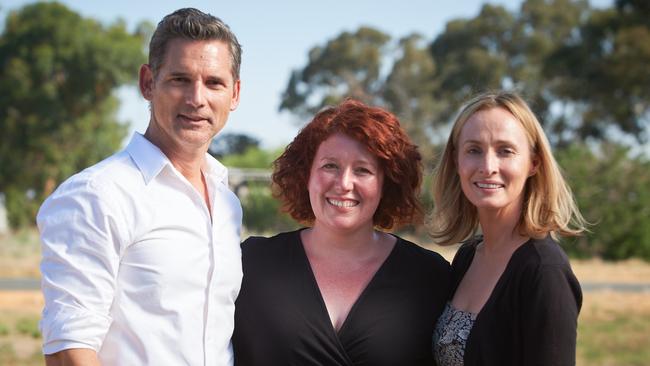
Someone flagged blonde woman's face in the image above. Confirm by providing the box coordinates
[456,107,538,218]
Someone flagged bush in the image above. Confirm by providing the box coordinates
[556,143,650,260]
[241,183,298,235]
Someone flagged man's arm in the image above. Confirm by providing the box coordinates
[38,178,125,359]
[45,349,101,366]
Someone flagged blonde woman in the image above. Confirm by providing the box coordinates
[430,91,587,366]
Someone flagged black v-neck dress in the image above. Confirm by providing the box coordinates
[232,229,451,366]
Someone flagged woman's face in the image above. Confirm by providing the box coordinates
[308,133,384,234]
[456,107,537,218]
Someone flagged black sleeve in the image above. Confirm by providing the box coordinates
[521,263,582,366]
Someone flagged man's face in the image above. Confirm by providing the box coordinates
[139,38,240,155]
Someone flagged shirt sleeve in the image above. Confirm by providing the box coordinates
[521,263,582,366]
[37,177,126,354]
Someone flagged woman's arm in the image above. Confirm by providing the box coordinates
[522,263,582,365]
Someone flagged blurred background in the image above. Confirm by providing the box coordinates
[0,0,648,365]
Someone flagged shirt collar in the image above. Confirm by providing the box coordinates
[125,133,229,185]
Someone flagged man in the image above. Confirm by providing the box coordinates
[38,8,243,365]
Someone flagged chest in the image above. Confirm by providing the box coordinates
[311,259,382,328]
[452,255,509,314]
[114,182,242,301]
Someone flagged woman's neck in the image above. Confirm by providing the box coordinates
[301,224,392,263]
[477,206,528,256]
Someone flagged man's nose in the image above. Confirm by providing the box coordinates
[186,81,206,108]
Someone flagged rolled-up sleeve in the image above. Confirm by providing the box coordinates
[37,177,125,354]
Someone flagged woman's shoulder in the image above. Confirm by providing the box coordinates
[519,236,572,268]
[241,229,304,256]
[450,235,481,263]
[393,235,451,272]
[513,236,580,292]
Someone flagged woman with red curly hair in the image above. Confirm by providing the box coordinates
[232,99,451,365]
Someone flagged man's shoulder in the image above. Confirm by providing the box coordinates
[56,150,141,195]
[39,150,141,221]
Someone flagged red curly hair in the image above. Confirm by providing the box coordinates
[272,99,423,229]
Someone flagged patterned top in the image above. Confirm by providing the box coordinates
[433,302,477,366]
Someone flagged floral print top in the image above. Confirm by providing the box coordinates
[433,302,476,366]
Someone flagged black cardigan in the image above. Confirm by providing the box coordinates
[451,236,582,366]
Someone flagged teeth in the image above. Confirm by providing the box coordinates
[476,183,502,189]
[328,199,358,207]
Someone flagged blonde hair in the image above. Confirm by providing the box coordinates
[429,91,587,245]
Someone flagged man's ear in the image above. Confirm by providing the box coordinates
[139,64,154,101]
[230,79,241,111]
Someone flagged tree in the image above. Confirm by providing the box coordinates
[545,0,650,143]
[209,133,260,159]
[382,34,439,161]
[279,27,391,117]
[0,3,149,228]
[279,28,440,161]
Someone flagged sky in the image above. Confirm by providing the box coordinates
[1,0,613,149]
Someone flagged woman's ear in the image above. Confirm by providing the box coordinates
[529,154,540,177]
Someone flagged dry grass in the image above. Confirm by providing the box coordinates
[572,258,650,284]
[0,291,43,313]
[578,291,650,366]
[0,230,40,278]
[0,291,44,365]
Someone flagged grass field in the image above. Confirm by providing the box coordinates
[1,229,648,365]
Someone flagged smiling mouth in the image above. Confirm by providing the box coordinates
[327,198,359,208]
[475,182,504,189]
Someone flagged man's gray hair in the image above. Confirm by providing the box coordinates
[149,8,242,80]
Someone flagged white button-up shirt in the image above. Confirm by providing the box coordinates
[38,133,243,365]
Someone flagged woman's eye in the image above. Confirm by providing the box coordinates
[322,163,337,169]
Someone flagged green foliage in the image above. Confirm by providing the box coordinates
[557,143,650,260]
[0,322,9,336]
[0,3,149,228]
[221,147,283,169]
[280,27,391,117]
[241,183,298,235]
[221,146,296,234]
[281,0,650,147]
[545,1,650,143]
[15,317,40,339]
[209,133,260,159]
